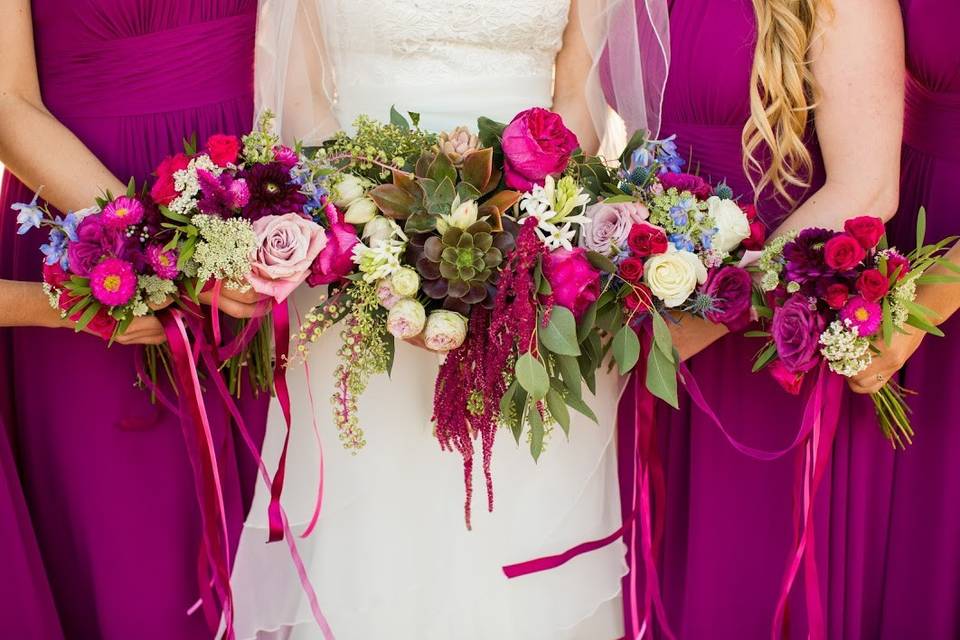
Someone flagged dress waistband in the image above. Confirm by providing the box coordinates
[40,13,255,119]
[904,74,960,162]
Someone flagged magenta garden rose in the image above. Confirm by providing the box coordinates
[248,212,327,302]
[543,247,600,320]
[771,293,826,374]
[703,266,753,330]
[307,204,360,287]
[501,107,579,192]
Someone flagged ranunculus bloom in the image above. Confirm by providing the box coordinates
[424,310,468,352]
[579,201,649,255]
[543,247,601,320]
[501,108,579,191]
[658,172,712,199]
[740,203,767,251]
[822,282,850,310]
[248,213,328,302]
[150,153,191,205]
[307,205,360,286]
[644,249,708,308]
[205,134,241,167]
[703,266,753,330]
[840,296,882,337]
[619,256,645,283]
[90,258,137,307]
[824,233,867,271]
[387,298,427,339]
[856,268,890,302]
[769,359,805,395]
[627,223,668,257]
[771,293,825,374]
[843,216,885,250]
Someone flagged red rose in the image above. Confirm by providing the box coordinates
[885,251,911,281]
[205,134,241,167]
[150,153,191,205]
[822,282,850,309]
[769,359,805,395]
[740,204,767,250]
[624,285,653,315]
[627,223,668,257]
[619,257,645,283]
[856,268,890,302]
[824,233,867,271]
[843,216,885,250]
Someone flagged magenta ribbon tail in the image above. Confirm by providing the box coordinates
[267,300,294,542]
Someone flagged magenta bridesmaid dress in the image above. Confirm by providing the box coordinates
[618,1,888,637]
[0,2,268,637]
[867,1,960,636]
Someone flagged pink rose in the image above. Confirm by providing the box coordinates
[248,213,327,302]
[501,108,579,191]
[843,216,885,250]
[579,201,649,255]
[824,233,867,271]
[307,204,360,287]
[543,247,600,320]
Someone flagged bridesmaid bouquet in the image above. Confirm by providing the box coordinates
[750,211,956,446]
[293,108,759,524]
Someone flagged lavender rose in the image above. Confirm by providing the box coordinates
[771,293,826,374]
[248,213,327,302]
[501,108,579,192]
[579,201,650,255]
[703,266,753,330]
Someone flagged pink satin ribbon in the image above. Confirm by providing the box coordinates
[161,309,236,640]
[267,300,294,542]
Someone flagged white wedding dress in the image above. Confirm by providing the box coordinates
[230,2,627,638]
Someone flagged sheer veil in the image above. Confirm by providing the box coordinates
[255,0,670,152]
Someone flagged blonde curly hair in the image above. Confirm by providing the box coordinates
[742,0,829,205]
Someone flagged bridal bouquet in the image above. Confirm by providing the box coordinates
[750,212,956,445]
[294,108,760,524]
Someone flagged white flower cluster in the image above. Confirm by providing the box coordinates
[169,154,222,217]
[191,214,257,284]
[353,236,406,283]
[519,175,591,250]
[42,282,61,311]
[889,274,918,329]
[819,320,872,377]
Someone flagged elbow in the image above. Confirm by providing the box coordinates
[824,177,900,224]
[872,181,900,223]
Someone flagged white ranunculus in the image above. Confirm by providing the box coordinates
[644,248,708,308]
[423,310,468,352]
[390,267,420,297]
[707,196,750,253]
[331,174,370,208]
[344,196,378,224]
[387,298,426,339]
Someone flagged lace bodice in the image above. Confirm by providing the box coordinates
[320,0,571,131]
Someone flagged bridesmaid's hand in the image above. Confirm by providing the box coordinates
[848,329,925,394]
[666,311,729,362]
[198,284,270,319]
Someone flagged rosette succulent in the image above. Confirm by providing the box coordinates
[408,220,513,314]
[438,127,480,166]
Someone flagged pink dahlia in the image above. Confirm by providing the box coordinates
[90,258,137,306]
[840,296,882,337]
[101,196,144,229]
[147,244,179,280]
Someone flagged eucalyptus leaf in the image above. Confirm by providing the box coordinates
[586,251,618,274]
[564,393,598,423]
[578,302,598,344]
[646,346,679,409]
[540,307,581,356]
[389,105,410,131]
[612,325,642,375]
[529,404,545,461]
[546,388,571,437]
[516,352,549,400]
[651,312,675,363]
[556,354,583,397]
[385,334,396,377]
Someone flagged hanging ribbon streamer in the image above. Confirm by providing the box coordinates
[267,300,295,542]
[161,309,236,640]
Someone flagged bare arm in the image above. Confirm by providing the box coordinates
[849,243,960,393]
[0,0,125,211]
[670,0,904,360]
[553,0,599,155]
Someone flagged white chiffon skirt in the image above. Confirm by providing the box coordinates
[229,288,627,639]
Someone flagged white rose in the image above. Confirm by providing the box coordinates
[390,267,420,297]
[707,196,750,253]
[423,310,468,352]
[331,175,370,208]
[362,216,397,248]
[644,248,708,308]
[344,196,378,224]
[387,298,426,339]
